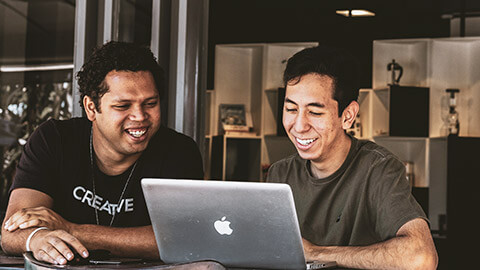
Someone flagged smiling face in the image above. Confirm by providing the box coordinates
[283,73,357,176]
[84,70,161,161]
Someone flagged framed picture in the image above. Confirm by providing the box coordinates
[219,104,250,133]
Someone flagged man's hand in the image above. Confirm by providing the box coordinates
[302,238,317,261]
[28,228,89,265]
[4,206,72,232]
[1,188,159,261]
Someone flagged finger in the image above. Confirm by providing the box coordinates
[4,210,32,231]
[30,229,70,265]
[7,213,45,231]
[56,231,89,258]
[34,248,60,265]
[18,219,47,229]
[45,234,76,263]
[42,241,69,265]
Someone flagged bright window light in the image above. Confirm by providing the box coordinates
[336,9,375,17]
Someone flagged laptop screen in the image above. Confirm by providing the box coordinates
[141,179,306,269]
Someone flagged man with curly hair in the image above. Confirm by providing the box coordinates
[1,41,204,265]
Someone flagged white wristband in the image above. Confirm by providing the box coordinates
[26,227,49,252]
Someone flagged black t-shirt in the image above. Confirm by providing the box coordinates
[11,117,204,227]
[267,137,427,246]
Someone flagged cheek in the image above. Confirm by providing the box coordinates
[282,114,294,129]
[311,119,332,133]
[321,117,342,133]
[100,110,128,125]
[150,107,161,117]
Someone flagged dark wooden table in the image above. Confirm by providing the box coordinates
[1,249,227,270]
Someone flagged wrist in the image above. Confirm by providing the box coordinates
[67,222,80,238]
[26,227,49,252]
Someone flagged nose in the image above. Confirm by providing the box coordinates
[129,105,147,121]
[293,112,310,133]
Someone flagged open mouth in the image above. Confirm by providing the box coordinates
[125,127,148,138]
[295,137,317,146]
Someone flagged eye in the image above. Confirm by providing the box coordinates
[144,101,158,107]
[113,104,129,110]
[284,107,297,113]
[309,111,324,116]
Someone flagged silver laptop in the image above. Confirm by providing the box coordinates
[141,179,336,270]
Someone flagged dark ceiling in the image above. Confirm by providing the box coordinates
[2,0,479,88]
[207,0,480,89]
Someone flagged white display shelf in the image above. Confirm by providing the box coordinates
[209,42,318,181]
[373,37,480,138]
[373,136,434,188]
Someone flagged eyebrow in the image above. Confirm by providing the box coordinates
[113,95,159,103]
[285,98,325,108]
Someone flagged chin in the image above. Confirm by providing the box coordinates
[296,147,322,162]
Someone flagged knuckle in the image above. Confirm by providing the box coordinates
[66,235,78,242]
[50,238,62,246]
[57,229,68,236]
[34,249,45,261]
[44,245,55,253]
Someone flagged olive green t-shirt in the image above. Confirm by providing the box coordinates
[267,137,427,246]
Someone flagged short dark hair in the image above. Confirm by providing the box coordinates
[283,45,359,116]
[76,41,165,111]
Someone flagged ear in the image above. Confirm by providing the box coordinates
[83,96,97,121]
[341,101,359,130]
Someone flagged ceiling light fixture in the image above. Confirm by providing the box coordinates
[0,63,74,72]
[336,9,375,17]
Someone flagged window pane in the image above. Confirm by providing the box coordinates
[118,0,152,46]
[0,0,75,213]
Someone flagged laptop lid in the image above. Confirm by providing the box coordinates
[141,179,306,270]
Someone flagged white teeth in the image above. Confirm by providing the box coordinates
[128,129,146,138]
[296,137,316,146]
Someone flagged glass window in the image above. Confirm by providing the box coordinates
[118,0,152,46]
[0,0,75,212]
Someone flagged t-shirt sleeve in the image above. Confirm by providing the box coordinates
[10,119,59,197]
[369,155,428,239]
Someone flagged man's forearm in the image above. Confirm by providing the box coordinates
[70,224,159,259]
[306,236,437,270]
[1,227,36,255]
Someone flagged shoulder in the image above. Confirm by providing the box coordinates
[150,125,199,151]
[36,117,90,135]
[143,126,203,179]
[354,139,403,168]
[352,140,409,194]
[145,126,201,162]
[270,153,302,170]
[28,117,89,145]
[267,154,304,182]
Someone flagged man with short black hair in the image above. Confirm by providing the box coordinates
[1,41,203,265]
[267,46,438,269]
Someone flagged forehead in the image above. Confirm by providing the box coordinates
[103,70,158,99]
[286,74,335,100]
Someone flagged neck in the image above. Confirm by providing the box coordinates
[310,134,352,179]
[95,153,139,176]
[91,129,140,176]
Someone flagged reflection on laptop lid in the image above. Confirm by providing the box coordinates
[141,179,336,270]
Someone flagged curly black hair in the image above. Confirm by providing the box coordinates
[76,41,165,111]
[283,45,360,116]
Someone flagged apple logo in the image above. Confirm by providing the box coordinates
[214,216,233,235]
